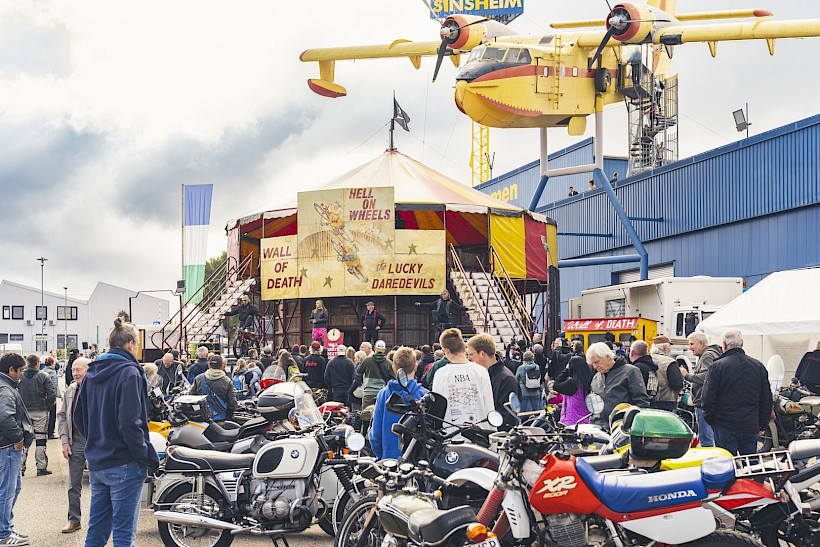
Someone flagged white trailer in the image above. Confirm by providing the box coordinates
[570,276,743,351]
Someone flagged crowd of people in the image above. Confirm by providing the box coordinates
[2,306,819,546]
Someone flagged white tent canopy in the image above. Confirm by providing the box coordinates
[697,267,820,376]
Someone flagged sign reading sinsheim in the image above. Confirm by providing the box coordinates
[430,0,524,18]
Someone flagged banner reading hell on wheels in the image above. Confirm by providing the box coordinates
[261,187,445,300]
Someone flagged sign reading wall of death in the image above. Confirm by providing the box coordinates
[261,187,445,299]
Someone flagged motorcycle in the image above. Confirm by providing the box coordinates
[151,385,366,547]
[469,393,794,546]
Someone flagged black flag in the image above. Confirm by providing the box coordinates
[393,99,411,131]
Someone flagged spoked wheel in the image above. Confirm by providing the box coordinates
[157,484,233,547]
[758,422,775,453]
[334,495,381,547]
[232,335,260,359]
[331,485,378,534]
[759,514,820,547]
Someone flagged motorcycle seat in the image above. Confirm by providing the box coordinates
[789,439,820,462]
[407,506,476,545]
[579,452,629,472]
[700,457,735,491]
[204,422,242,444]
[576,457,708,513]
[165,446,255,472]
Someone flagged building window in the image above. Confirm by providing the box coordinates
[2,306,9,320]
[604,298,626,318]
[36,306,47,320]
[35,340,47,352]
[57,334,79,350]
[0,334,7,343]
[57,306,78,320]
[11,306,23,320]
[9,334,23,341]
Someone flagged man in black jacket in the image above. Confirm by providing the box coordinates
[189,355,237,422]
[467,333,520,414]
[701,329,772,456]
[548,338,571,380]
[0,353,33,545]
[225,295,260,332]
[795,341,820,394]
[415,290,469,340]
[361,301,386,345]
[324,346,355,406]
[187,346,210,383]
[18,354,55,476]
[681,331,723,447]
[259,346,276,372]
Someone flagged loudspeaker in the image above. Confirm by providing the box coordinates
[82,342,89,350]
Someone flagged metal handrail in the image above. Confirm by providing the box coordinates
[447,244,487,332]
[474,255,522,347]
[488,246,533,342]
[152,253,256,355]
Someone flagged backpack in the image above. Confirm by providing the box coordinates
[645,370,659,401]
[525,367,541,390]
[199,375,228,421]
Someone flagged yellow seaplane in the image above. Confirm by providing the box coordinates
[300,0,820,135]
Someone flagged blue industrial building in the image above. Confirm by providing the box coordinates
[476,113,820,320]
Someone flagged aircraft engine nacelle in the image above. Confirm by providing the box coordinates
[607,3,660,44]
[442,14,511,52]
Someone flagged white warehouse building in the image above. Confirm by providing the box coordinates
[0,280,170,354]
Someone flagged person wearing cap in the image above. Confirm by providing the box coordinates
[224,294,261,334]
[649,335,684,412]
[289,345,305,370]
[360,302,386,346]
[303,341,327,390]
[414,290,470,340]
[188,355,237,422]
[324,345,355,406]
[356,340,394,408]
[259,346,275,372]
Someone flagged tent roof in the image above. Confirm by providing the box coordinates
[697,267,820,337]
[228,150,522,230]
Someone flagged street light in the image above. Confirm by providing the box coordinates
[63,287,68,356]
[733,103,751,139]
[36,257,47,352]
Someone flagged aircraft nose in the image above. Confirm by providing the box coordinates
[454,80,468,114]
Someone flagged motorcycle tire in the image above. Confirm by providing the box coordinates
[332,485,378,534]
[758,422,776,453]
[156,483,233,547]
[680,529,765,546]
[758,514,820,547]
[334,494,381,547]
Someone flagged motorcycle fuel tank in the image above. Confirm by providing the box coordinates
[430,443,498,477]
[377,492,437,538]
[253,437,319,479]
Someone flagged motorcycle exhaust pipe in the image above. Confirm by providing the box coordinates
[154,511,244,532]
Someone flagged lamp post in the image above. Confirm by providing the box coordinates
[63,287,68,357]
[36,257,47,351]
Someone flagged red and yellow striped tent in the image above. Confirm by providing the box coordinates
[227,151,557,281]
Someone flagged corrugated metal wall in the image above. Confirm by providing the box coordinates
[476,138,628,210]
[475,113,820,322]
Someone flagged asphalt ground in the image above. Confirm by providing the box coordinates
[11,438,336,546]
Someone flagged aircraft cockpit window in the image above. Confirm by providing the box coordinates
[483,47,507,62]
[467,46,486,63]
[504,48,532,64]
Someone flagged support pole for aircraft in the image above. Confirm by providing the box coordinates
[533,108,649,280]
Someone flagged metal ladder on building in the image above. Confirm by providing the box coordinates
[551,34,562,109]
[151,253,257,355]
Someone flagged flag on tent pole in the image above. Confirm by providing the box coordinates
[183,184,213,305]
[393,99,410,131]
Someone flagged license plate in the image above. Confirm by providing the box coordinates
[475,538,501,547]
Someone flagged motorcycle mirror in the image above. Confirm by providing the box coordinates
[585,393,605,415]
[397,368,409,388]
[766,354,785,395]
[346,432,366,452]
[487,411,504,428]
[386,392,411,415]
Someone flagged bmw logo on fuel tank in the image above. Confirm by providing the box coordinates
[291,450,300,458]
[445,451,459,464]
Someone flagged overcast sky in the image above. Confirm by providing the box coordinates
[1,0,818,304]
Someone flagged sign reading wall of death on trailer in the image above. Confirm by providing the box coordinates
[429,0,524,19]
[261,187,445,300]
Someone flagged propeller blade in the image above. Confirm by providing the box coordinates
[420,0,441,22]
[432,37,449,82]
[587,25,617,70]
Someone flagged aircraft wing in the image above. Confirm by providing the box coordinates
[300,40,444,97]
[652,19,820,45]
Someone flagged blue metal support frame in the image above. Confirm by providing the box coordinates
[593,168,648,278]
[628,216,664,222]
[559,254,642,267]
[529,174,548,211]
[557,232,612,238]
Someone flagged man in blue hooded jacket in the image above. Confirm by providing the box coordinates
[73,318,159,547]
[369,347,427,460]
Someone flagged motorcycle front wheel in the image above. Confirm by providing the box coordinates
[759,513,820,547]
[156,483,233,547]
[334,495,381,547]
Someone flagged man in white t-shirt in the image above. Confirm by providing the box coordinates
[431,328,494,429]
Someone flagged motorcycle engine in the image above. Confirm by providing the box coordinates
[247,478,316,524]
[547,514,587,547]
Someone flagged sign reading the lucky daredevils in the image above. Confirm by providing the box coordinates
[429,0,524,18]
[261,187,445,300]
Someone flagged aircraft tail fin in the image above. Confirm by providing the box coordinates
[647,0,676,16]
